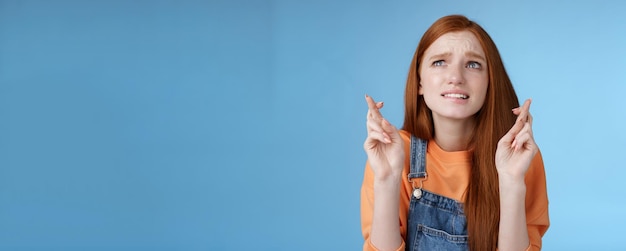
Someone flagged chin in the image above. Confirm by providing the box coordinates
[434,111,479,121]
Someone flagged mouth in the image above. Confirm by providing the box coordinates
[442,93,469,99]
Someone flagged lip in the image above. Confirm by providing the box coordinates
[441,90,470,98]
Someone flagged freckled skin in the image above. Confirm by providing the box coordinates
[419,31,489,125]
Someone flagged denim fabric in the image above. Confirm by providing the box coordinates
[405,136,469,251]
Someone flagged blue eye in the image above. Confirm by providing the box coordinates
[433,60,444,66]
[467,61,481,69]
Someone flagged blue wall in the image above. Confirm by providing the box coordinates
[1,0,625,250]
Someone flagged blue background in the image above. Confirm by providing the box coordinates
[1,0,625,250]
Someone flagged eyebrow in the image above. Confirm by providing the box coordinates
[426,51,486,62]
[427,52,451,62]
[465,51,486,62]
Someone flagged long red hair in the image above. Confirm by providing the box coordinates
[401,15,520,251]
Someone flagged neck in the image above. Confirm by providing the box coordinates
[432,116,475,152]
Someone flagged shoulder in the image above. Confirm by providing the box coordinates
[525,149,548,188]
[399,130,411,142]
[398,130,428,145]
[398,130,417,147]
[529,149,546,174]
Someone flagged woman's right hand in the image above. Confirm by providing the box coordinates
[363,95,405,182]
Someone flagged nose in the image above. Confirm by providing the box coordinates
[447,64,465,85]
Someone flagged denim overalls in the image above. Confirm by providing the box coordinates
[405,136,469,251]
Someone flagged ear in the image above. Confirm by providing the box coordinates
[418,82,424,95]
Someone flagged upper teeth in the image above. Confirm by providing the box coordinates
[444,93,468,99]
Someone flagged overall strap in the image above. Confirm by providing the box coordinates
[408,135,427,180]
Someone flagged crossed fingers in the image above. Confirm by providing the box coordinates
[365,94,391,144]
[511,99,534,151]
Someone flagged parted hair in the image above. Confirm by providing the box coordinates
[401,15,520,251]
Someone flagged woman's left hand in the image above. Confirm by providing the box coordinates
[495,99,538,180]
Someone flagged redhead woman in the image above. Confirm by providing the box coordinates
[361,15,549,251]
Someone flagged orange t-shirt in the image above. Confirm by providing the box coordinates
[361,130,550,251]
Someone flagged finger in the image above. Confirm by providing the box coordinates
[513,129,536,152]
[512,107,521,116]
[366,130,391,145]
[381,118,400,142]
[367,117,394,143]
[513,122,534,150]
[367,119,386,138]
[514,133,531,151]
[382,131,391,143]
[520,121,533,137]
[367,104,384,116]
[500,114,525,148]
[377,101,384,109]
[507,99,532,147]
[365,94,383,119]
[512,123,530,150]
[517,99,532,123]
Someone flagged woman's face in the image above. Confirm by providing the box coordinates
[419,30,488,124]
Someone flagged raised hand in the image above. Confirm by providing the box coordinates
[363,95,405,181]
[495,99,538,180]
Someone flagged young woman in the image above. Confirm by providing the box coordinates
[361,15,549,251]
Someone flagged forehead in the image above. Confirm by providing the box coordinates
[424,31,485,57]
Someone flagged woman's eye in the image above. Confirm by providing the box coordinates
[433,60,444,66]
[467,61,481,69]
